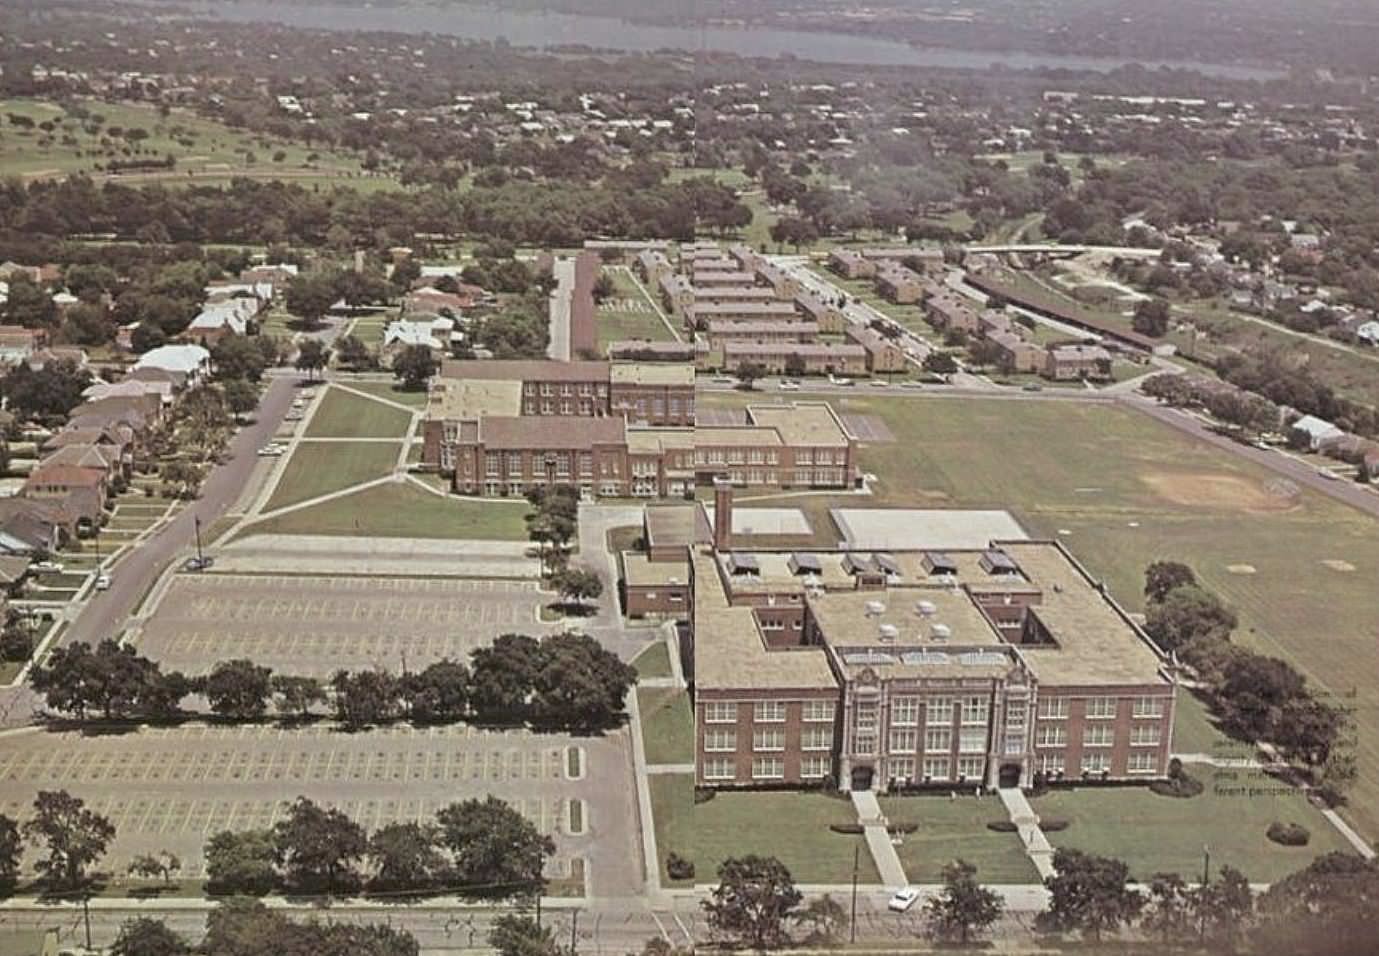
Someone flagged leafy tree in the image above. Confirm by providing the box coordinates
[367,822,445,893]
[1144,561,1197,603]
[335,270,390,308]
[390,258,422,295]
[285,274,340,329]
[222,378,259,420]
[792,893,847,945]
[271,674,326,719]
[131,320,167,354]
[591,272,615,304]
[1,275,57,328]
[401,659,470,723]
[335,333,375,371]
[436,796,554,896]
[0,814,21,891]
[1144,584,1237,653]
[205,658,274,719]
[703,855,802,952]
[128,850,181,884]
[1252,853,1379,956]
[1039,848,1143,941]
[1132,298,1172,337]
[532,631,637,731]
[61,302,115,346]
[923,351,959,376]
[205,828,279,896]
[211,335,272,382]
[1215,653,1306,741]
[1143,872,1193,943]
[783,353,806,378]
[469,633,541,722]
[202,897,420,956]
[23,789,116,890]
[1192,865,1253,950]
[734,361,765,389]
[31,639,186,720]
[924,859,1004,944]
[0,359,91,422]
[295,339,330,381]
[110,917,190,956]
[392,344,437,391]
[331,669,401,728]
[273,797,367,894]
[488,914,564,956]
[550,566,602,609]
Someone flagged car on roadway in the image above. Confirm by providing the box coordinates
[1022,383,1043,392]
[888,887,920,912]
[901,381,925,390]
[1317,469,1340,481]
[31,561,64,574]
[829,375,855,387]
[183,556,215,572]
[712,376,736,385]
[257,443,287,457]
[869,379,889,388]
[778,380,800,391]
[94,573,112,591]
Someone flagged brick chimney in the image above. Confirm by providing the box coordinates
[712,478,733,552]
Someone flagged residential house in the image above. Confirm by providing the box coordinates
[0,325,47,365]
[1290,414,1345,451]
[133,344,211,386]
[1043,344,1113,382]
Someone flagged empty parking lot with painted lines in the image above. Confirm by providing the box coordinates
[0,722,637,891]
[136,574,544,676]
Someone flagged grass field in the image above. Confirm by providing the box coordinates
[249,481,530,540]
[701,391,1379,844]
[1031,781,1351,883]
[342,380,431,408]
[595,268,675,350]
[638,687,693,766]
[649,774,882,885]
[878,794,1040,884]
[632,641,673,679]
[263,442,400,511]
[304,387,413,439]
[0,97,385,187]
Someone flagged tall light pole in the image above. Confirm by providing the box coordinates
[194,514,204,566]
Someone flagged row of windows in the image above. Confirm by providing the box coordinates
[703,701,836,724]
[1035,724,1163,748]
[861,696,989,731]
[701,756,832,781]
[888,755,987,783]
[1037,696,1166,720]
[1039,752,1158,775]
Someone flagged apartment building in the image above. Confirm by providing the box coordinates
[684,301,800,329]
[844,324,909,374]
[687,488,1176,791]
[876,264,925,305]
[704,320,821,346]
[828,248,876,280]
[792,291,847,334]
[1044,344,1113,381]
[718,341,869,376]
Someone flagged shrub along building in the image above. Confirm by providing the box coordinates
[672,484,1176,793]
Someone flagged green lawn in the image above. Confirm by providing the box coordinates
[649,774,882,886]
[0,96,381,185]
[638,687,693,766]
[1032,781,1353,883]
[700,391,1379,843]
[596,268,675,350]
[264,442,400,511]
[341,379,430,408]
[249,481,530,540]
[305,386,413,439]
[632,641,673,679]
[878,794,1039,884]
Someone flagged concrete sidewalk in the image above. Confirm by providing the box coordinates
[215,533,542,578]
[850,790,909,888]
[998,787,1055,880]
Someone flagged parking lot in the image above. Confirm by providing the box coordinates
[136,574,543,676]
[0,722,637,889]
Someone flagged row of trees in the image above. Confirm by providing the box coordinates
[705,847,1377,955]
[32,631,636,732]
[1141,561,1354,801]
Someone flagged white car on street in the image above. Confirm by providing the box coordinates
[887,887,920,912]
[257,444,287,457]
[778,380,800,391]
[94,573,112,591]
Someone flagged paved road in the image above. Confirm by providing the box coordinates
[548,256,575,361]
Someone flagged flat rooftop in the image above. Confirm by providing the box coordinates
[609,363,695,387]
[425,378,523,420]
[832,509,1028,551]
[644,503,703,550]
[748,403,852,448]
[623,552,690,588]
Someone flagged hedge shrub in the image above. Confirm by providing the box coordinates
[1267,822,1311,846]
[666,851,695,880]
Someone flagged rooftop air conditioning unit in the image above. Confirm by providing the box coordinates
[916,600,937,617]
[864,600,886,616]
[878,624,899,642]
[931,623,952,641]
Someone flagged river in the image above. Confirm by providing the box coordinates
[152,0,1283,80]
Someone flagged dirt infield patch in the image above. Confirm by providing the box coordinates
[1322,559,1356,572]
[1141,471,1299,513]
[1226,564,1257,575]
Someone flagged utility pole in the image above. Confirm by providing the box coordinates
[1199,843,1211,944]
[849,844,860,944]
[194,514,204,566]
[570,909,579,954]
[82,893,92,951]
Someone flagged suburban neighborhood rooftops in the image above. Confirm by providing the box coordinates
[133,344,210,374]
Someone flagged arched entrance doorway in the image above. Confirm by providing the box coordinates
[850,765,874,791]
[998,763,1022,788]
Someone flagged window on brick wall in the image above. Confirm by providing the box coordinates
[704,702,737,723]
[753,701,786,722]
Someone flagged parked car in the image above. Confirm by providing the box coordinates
[901,381,925,390]
[31,561,64,574]
[829,375,855,386]
[869,379,889,388]
[257,444,286,457]
[888,887,920,912]
[778,380,800,391]
[94,573,112,591]
[1022,383,1043,392]
[183,556,215,572]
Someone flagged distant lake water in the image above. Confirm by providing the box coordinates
[156,0,1283,80]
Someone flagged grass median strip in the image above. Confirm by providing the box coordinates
[305,387,413,438]
[264,442,400,511]
[250,481,530,540]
